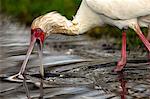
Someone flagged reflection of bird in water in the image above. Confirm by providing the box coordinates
[8,0,150,97]
[117,71,127,99]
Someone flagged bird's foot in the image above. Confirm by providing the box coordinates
[113,60,126,72]
[5,73,31,82]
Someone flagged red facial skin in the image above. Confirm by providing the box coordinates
[31,28,45,45]
[10,28,46,77]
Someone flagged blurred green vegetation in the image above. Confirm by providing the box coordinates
[88,26,147,49]
[1,0,81,25]
[1,0,148,48]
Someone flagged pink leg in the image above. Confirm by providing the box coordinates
[134,25,150,51]
[148,46,150,63]
[114,31,127,71]
[147,25,150,62]
[134,25,150,63]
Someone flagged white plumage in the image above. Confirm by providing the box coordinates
[86,0,150,19]
[73,0,150,33]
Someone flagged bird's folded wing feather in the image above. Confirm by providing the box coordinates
[86,0,150,19]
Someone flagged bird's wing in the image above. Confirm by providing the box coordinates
[86,0,150,20]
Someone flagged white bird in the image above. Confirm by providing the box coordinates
[9,0,150,82]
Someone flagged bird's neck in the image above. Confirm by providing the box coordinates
[57,0,104,35]
[71,0,104,34]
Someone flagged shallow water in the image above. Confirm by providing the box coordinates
[0,16,150,99]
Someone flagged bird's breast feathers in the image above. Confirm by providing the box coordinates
[86,0,150,19]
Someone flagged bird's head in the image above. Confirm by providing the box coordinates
[30,11,74,47]
[22,12,77,67]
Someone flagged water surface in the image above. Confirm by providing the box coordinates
[0,15,150,99]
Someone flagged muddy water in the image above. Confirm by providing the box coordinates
[0,16,150,99]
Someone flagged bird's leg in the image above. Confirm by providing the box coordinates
[147,25,150,62]
[133,24,150,51]
[133,24,150,62]
[37,43,44,98]
[114,31,127,72]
